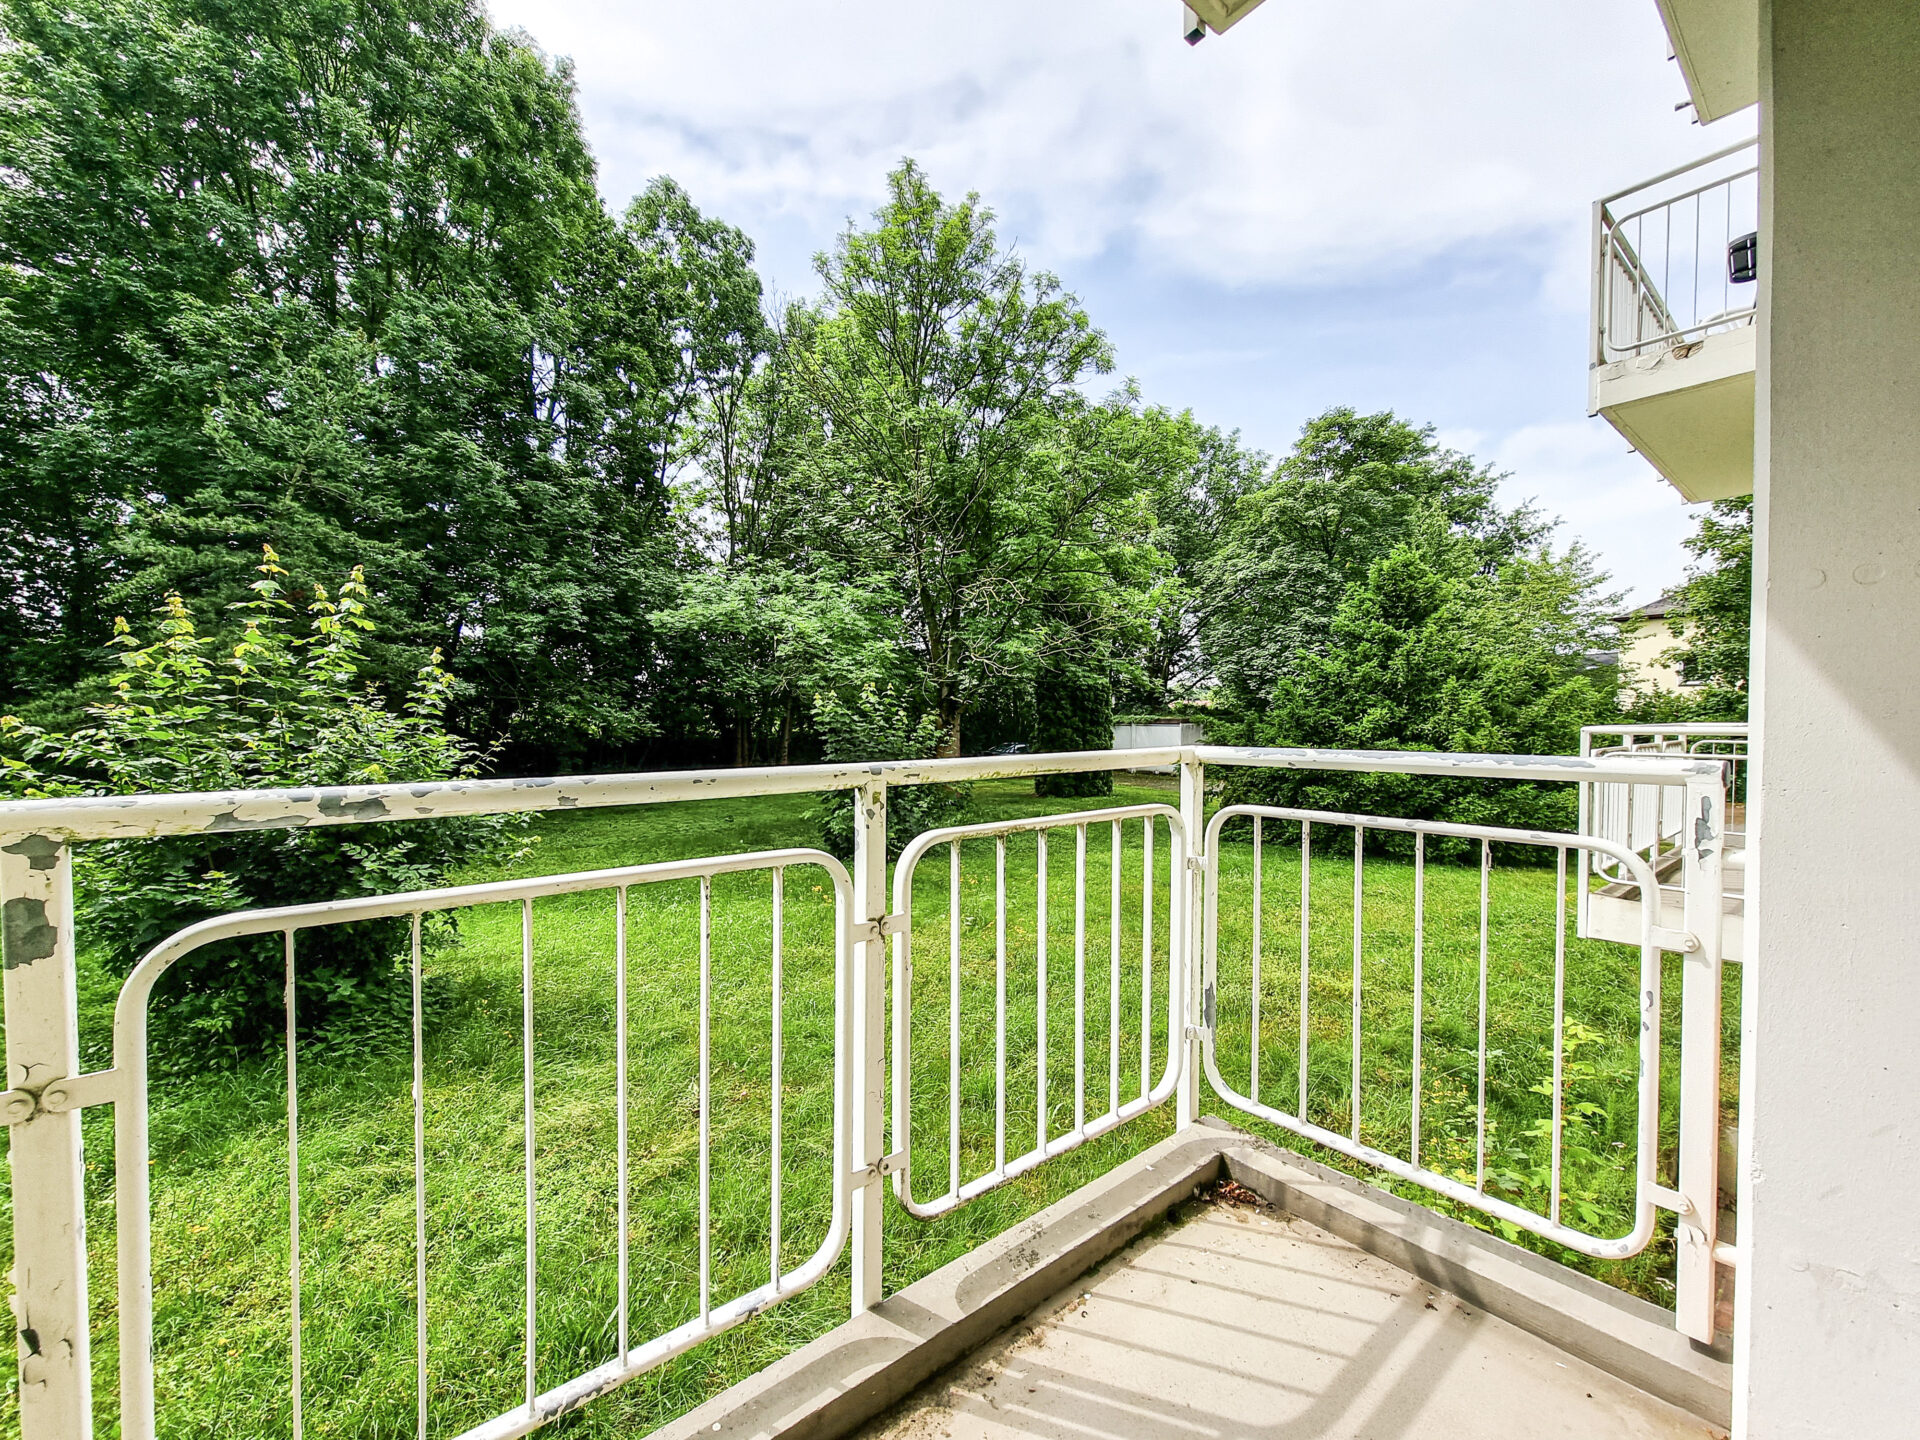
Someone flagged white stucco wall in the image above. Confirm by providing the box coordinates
[1739,2,1920,1433]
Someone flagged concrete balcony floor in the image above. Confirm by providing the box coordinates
[861,1196,1719,1440]
[654,1123,1731,1440]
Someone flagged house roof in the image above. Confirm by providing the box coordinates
[1614,593,1680,624]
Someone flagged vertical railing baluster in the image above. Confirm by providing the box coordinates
[522,898,537,1408]
[769,872,782,1288]
[1140,818,1154,1103]
[1251,816,1263,1103]
[1109,820,1121,1118]
[1299,820,1312,1120]
[995,837,1007,1174]
[949,841,962,1201]
[1074,824,1087,1136]
[1036,830,1048,1151]
[1551,847,1568,1225]
[1476,842,1491,1195]
[698,877,712,1325]
[1351,826,1364,1144]
[1411,836,1425,1170]
[616,889,632,1351]
[286,929,303,1440]
[412,914,428,1439]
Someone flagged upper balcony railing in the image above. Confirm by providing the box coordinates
[1593,139,1760,364]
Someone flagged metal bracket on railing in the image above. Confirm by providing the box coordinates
[1644,1181,1702,1226]
[850,1149,908,1190]
[0,1068,122,1124]
[1652,927,1702,954]
[850,913,909,945]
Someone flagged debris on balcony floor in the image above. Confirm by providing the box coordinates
[860,1184,1724,1440]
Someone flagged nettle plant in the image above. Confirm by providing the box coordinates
[1,549,528,1068]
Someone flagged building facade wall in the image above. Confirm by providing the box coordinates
[1619,616,1691,694]
[1740,2,1920,1433]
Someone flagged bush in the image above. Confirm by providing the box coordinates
[0,549,528,1066]
[807,685,969,858]
[1033,649,1114,799]
[1229,544,1613,850]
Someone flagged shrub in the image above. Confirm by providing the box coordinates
[807,685,969,858]
[1033,649,1114,798]
[1228,544,1613,850]
[0,549,528,1066]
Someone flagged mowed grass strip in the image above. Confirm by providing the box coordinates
[0,775,1735,1438]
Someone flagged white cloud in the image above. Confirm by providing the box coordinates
[487,0,1750,295]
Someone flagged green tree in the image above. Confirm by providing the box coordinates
[1129,419,1268,708]
[790,160,1145,756]
[649,565,899,766]
[1235,537,1617,834]
[0,0,759,767]
[1662,495,1752,718]
[1201,408,1545,710]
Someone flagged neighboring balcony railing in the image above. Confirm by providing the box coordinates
[1592,139,1759,363]
[0,743,1737,1440]
[1577,723,1749,964]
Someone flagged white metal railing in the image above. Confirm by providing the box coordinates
[0,742,1735,1440]
[1576,724,1750,909]
[1593,139,1760,363]
[888,805,1187,1218]
[109,851,854,1440]
[1199,806,1667,1260]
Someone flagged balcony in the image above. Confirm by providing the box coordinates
[1577,723,1749,963]
[1591,141,1759,501]
[0,743,1740,1440]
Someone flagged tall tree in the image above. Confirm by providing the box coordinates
[1238,533,1618,832]
[0,0,757,767]
[1664,495,1752,717]
[1127,417,1268,708]
[789,160,1137,756]
[1200,408,1545,710]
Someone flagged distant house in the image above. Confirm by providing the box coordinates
[1614,593,1695,694]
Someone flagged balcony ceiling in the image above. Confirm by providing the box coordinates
[1655,0,1759,122]
[1185,0,1270,37]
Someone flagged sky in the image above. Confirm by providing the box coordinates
[485,0,1757,605]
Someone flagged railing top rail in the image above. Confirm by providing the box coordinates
[1596,136,1758,211]
[1191,745,1722,785]
[0,745,1723,843]
[1580,723,1750,737]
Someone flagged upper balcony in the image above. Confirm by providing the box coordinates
[1590,140,1759,501]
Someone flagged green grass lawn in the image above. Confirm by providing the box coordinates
[0,775,1735,1438]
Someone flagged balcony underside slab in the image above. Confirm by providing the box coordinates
[1591,326,1757,502]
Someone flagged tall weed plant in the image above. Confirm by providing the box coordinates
[1,549,528,1068]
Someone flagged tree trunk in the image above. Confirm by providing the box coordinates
[935,683,962,758]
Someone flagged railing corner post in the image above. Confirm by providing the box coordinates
[1674,769,1729,1342]
[1,831,93,1440]
[1176,758,1205,1128]
[850,783,887,1315]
